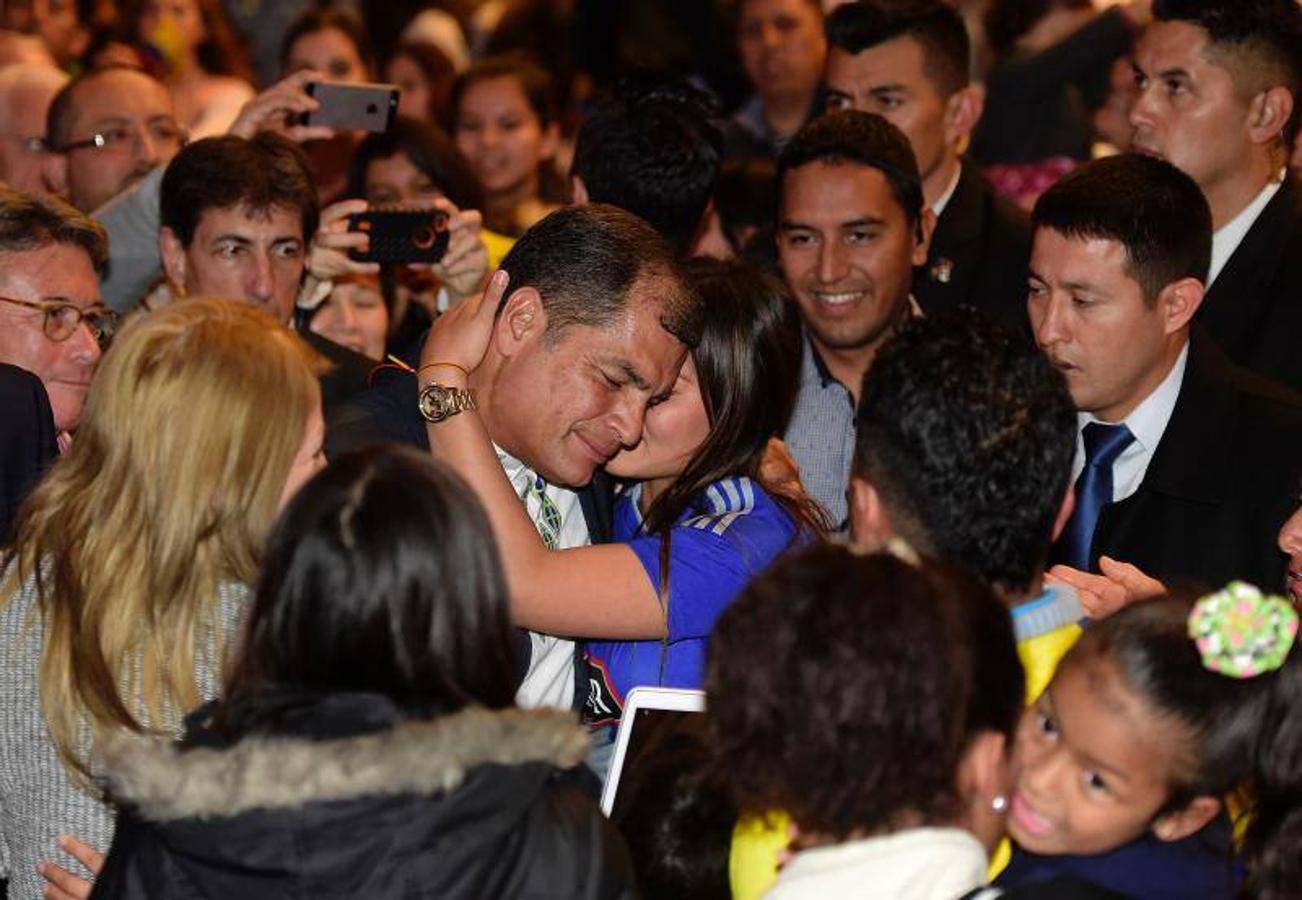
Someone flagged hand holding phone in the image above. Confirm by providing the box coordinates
[347,209,451,264]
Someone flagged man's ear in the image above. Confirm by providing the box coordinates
[1051,485,1075,543]
[43,151,68,197]
[571,175,589,205]
[912,207,936,265]
[494,285,547,358]
[1152,795,1222,843]
[944,84,985,151]
[1247,86,1293,147]
[159,227,188,294]
[849,475,895,552]
[1157,276,1204,335]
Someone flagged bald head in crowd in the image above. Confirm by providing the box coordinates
[44,66,183,212]
[0,63,65,193]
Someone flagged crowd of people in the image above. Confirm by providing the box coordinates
[0,0,1300,898]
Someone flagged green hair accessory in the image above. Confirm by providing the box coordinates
[1188,581,1299,679]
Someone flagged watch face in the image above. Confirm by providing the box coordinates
[419,384,452,422]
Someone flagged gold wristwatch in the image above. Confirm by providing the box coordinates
[417,382,477,423]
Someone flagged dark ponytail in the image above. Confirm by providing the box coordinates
[1241,639,1302,900]
[1078,592,1300,896]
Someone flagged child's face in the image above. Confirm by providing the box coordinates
[1006,654,1187,855]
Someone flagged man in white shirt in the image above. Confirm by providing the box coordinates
[1129,0,1302,389]
[1029,153,1302,591]
[824,0,1030,328]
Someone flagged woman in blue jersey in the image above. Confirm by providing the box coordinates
[420,256,825,729]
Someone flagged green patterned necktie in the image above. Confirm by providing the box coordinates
[521,473,562,549]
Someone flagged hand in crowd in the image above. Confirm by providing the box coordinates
[419,268,509,376]
[427,198,490,305]
[38,834,102,900]
[1047,556,1167,619]
[307,198,381,283]
[227,69,336,143]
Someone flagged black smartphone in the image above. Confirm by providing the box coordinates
[302,81,399,133]
[347,209,451,264]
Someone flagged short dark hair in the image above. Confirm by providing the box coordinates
[571,78,723,257]
[826,0,971,96]
[1032,153,1212,301]
[707,545,1024,839]
[498,202,701,347]
[45,65,166,151]
[160,133,320,248]
[778,110,924,229]
[1153,0,1302,145]
[279,6,374,78]
[348,115,483,212]
[854,312,1076,595]
[0,184,108,273]
[224,444,517,717]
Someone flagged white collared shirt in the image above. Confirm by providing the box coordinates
[930,162,963,219]
[1208,176,1283,286]
[1071,341,1188,502]
[495,444,590,710]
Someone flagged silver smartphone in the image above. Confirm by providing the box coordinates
[303,81,399,133]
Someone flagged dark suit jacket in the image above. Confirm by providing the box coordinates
[0,365,57,545]
[1079,330,1302,592]
[914,163,1032,331]
[296,324,380,459]
[1199,175,1302,391]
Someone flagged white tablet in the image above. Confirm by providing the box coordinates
[599,686,706,816]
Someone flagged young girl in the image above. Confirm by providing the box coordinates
[998,583,1301,899]
[450,55,563,237]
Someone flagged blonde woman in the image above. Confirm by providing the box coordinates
[0,298,324,900]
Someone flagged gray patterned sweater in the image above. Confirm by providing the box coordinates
[0,567,248,900]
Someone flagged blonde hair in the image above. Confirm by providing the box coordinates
[3,298,323,782]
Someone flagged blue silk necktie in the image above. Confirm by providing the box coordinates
[1058,422,1135,571]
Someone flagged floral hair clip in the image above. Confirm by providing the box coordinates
[1188,581,1299,678]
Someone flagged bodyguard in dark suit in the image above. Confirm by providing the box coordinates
[1194,175,1302,390]
[1129,0,1302,391]
[824,0,1030,329]
[1029,155,1302,592]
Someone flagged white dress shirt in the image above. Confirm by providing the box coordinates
[496,445,590,710]
[1208,177,1282,287]
[930,162,963,219]
[1071,342,1188,502]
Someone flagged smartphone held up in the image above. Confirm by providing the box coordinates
[301,81,399,133]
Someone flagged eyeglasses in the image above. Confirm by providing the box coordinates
[56,121,188,155]
[0,296,119,346]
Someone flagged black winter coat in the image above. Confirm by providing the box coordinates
[89,691,636,900]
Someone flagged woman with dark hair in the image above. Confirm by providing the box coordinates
[280,7,374,202]
[384,40,457,125]
[708,546,1029,899]
[88,445,636,899]
[126,0,255,136]
[419,257,823,738]
[450,54,565,237]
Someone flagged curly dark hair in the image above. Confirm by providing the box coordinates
[854,311,1076,596]
[571,76,723,257]
[705,545,1023,839]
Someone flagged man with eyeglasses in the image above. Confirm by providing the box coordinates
[0,63,65,194]
[43,65,185,213]
[0,185,112,440]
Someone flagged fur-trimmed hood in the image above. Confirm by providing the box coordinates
[99,705,590,823]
